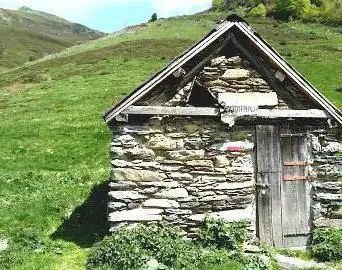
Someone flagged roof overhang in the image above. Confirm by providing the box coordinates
[103,15,342,125]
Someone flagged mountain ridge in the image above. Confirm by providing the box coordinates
[0,6,105,70]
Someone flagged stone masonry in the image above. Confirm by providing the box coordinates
[108,117,256,236]
[107,54,342,240]
[311,128,342,228]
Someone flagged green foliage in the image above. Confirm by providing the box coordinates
[310,228,342,261]
[274,0,311,20]
[149,13,158,22]
[199,216,247,250]
[87,225,202,270]
[250,3,268,16]
[87,223,278,270]
[212,0,226,11]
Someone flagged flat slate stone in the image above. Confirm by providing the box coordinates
[169,172,193,181]
[109,191,146,200]
[112,168,167,182]
[138,181,179,188]
[314,217,342,228]
[109,208,164,222]
[155,188,189,199]
[214,181,254,190]
[188,204,254,222]
[143,199,180,208]
[220,68,250,80]
[147,134,178,150]
[167,150,205,161]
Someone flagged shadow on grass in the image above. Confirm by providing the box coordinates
[51,181,110,248]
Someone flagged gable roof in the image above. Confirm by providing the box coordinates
[103,14,342,125]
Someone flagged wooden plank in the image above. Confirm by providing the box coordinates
[283,176,312,181]
[123,106,219,116]
[280,129,311,248]
[280,133,307,138]
[246,109,328,119]
[256,125,283,247]
[123,106,328,119]
[284,161,313,166]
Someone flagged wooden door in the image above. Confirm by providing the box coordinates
[256,125,311,248]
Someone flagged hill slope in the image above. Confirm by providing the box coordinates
[0,12,341,269]
[0,6,105,71]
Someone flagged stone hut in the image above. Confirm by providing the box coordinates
[103,15,342,248]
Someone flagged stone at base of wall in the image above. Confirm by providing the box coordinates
[109,208,164,222]
[188,204,254,223]
[314,217,342,228]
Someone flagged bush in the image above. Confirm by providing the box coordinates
[87,221,276,270]
[212,0,226,11]
[310,228,342,262]
[198,216,247,250]
[250,3,267,16]
[87,225,201,270]
[274,0,311,20]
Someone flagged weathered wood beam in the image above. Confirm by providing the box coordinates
[123,106,219,116]
[121,106,328,120]
[239,109,328,119]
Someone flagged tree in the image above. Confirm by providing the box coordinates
[275,0,311,20]
[212,0,225,11]
[149,13,157,23]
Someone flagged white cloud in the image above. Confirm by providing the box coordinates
[0,0,212,29]
[151,0,212,18]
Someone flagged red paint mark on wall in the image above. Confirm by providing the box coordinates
[225,146,244,152]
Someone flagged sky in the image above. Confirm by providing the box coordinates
[0,0,212,33]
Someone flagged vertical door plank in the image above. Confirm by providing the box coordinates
[256,125,283,247]
[281,127,311,248]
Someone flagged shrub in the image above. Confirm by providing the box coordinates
[336,86,342,92]
[198,216,247,250]
[274,0,311,20]
[250,3,267,17]
[87,222,276,270]
[310,228,342,261]
[212,0,226,11]
[87,225,201,270]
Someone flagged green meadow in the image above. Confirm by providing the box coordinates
[0,12,341,269]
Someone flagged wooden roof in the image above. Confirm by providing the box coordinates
[103,14,342,125]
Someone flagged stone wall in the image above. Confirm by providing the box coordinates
[108,117,256,236]
[165,55,289,108]
[311,128,342,229]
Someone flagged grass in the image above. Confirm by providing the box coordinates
[276,248,342,270]
[0,12,342,269]
[0,7,103,70]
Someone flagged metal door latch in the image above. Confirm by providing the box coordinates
[255,183,270,195]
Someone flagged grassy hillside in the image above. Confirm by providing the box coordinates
[0,12,341,269]
[0,7,104,71]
